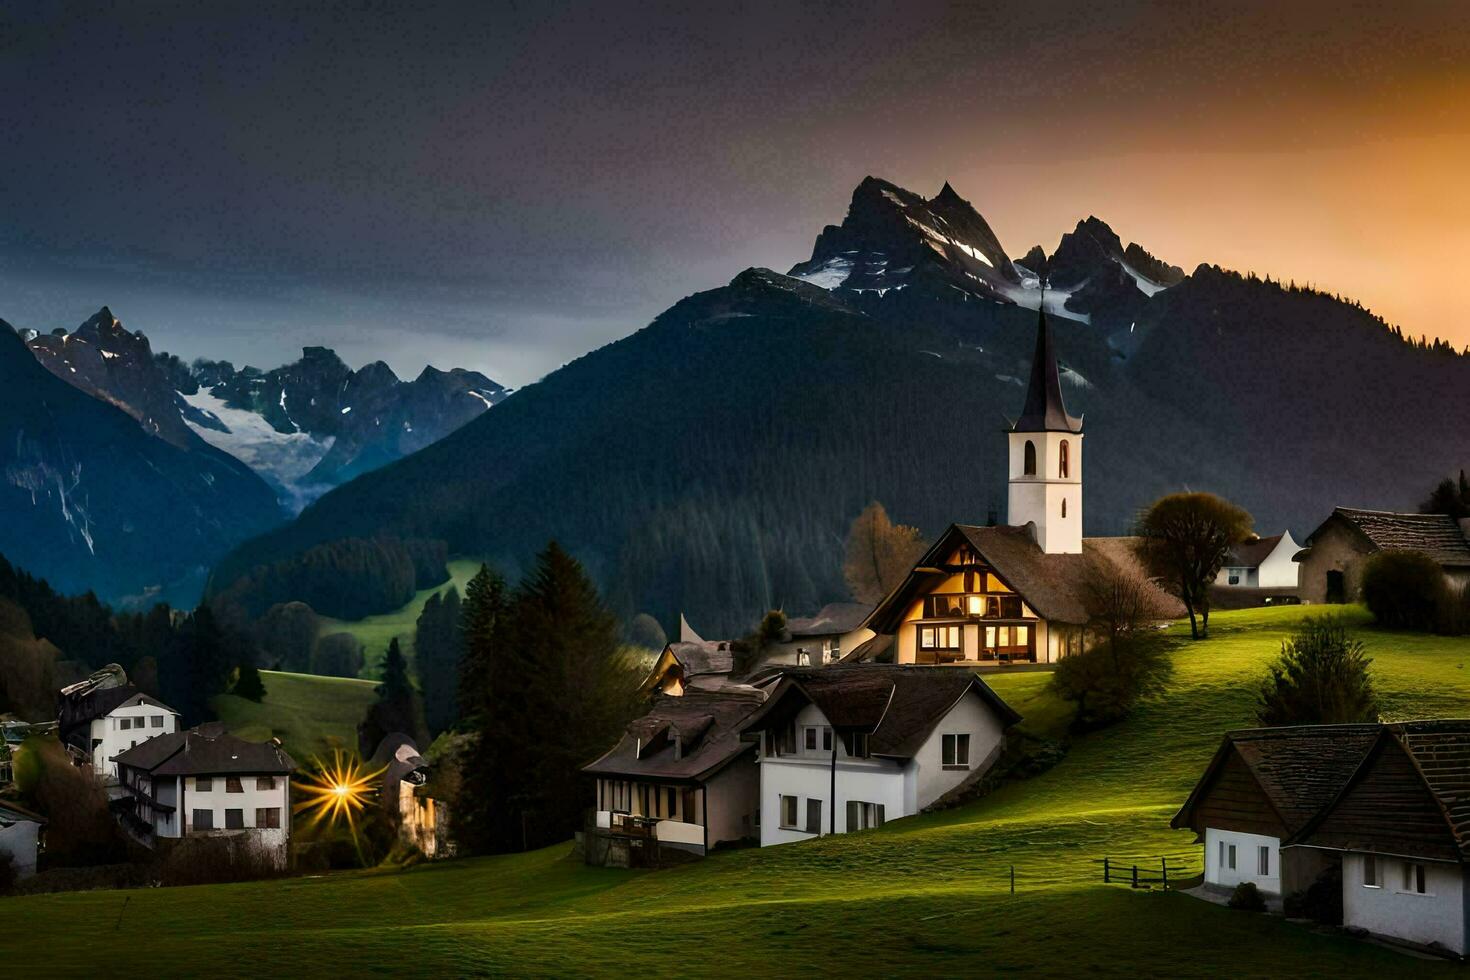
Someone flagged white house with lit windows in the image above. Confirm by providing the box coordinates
[113,722,296,865]
[57,667,179,782]
[739,665,1019,846]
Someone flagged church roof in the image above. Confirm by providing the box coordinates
[1012,305,1082,434]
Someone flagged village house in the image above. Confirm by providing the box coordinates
[1292,721,1470,957]
[582,689,764,863]
[113,722,296,866]
[769,602,878,667]
[1171,724,1380,900]
[855,309,1180,667]
[1294,507,1470,604]
[56,664,179,782]
[368,733,453,859]
[1213,531,1303,591]
[739,665,1020,846]
[640,639,739,697]
[0,799,45,879]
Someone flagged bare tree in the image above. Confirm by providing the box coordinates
[842,502,926,605]
[1137,492,1254,639]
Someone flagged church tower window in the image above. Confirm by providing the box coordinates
[1023,440,1036,476]
[1059,440,1070,479]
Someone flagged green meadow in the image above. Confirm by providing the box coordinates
[212,670,377,763]
[7,606,1470,977]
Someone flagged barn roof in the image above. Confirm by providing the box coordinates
[1171,724,1380,836]
[1227,534,1285,568]
[1308,508,1470,568]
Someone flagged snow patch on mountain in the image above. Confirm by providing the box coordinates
[793,256,853,289]
[181,387,334,513]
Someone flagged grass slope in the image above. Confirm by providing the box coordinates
[8,606,1470,977]
[212,670,377,763]
[317,557,484,678]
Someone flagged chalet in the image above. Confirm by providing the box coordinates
[1295,508,1470,604]
[113,722,296,866]
[56,665,179,781]
[368,733,453,859]
[1214,531,1302,591]
[856,309,1181,666]
[0,799,45,879]
[739,665,1020,846]
[583,689,765,862]
[772,602,878,667]
[1171,725,1380,899]
[1293,721,1470,956]
[640,640,738,697]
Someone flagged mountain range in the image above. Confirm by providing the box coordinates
[25,309,509,510]
[210,176,1470,635]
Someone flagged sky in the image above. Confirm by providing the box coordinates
[2,1,1467,386]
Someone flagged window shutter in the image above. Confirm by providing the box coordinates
[847,801,859,830]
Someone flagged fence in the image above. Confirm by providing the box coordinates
[1095,856,1199,891]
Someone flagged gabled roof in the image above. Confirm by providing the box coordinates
[0,799,46,825]
[1226,533,1285,569]
[1306,508,1470,567]
[582,690,766,782]
[1296,721,1470,862]
[864,524,1183,631]
[638,639,737,695]
[114,723,296,776]
[740,665,1021,760]
[1011,306,1082,434]
[1171,724,1379,836]
[57,683,176,742]
[787,602,873,638]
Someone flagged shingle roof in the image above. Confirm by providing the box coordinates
[0,799,46,824]
[1012,306,1083,434]
[1390,721,1470,860]
[740,665,1021,759]
[115,724,296,776]
[1171,724,1381,835]
[582,690,766,782]
[1323,508,1470,567]
[1227,534,1284,569]
[668,640,734,677]
[787,602,874,638]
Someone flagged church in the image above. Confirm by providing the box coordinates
[857,308,1181,666]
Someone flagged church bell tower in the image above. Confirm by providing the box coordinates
[1007,305,1084,554]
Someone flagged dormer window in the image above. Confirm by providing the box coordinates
[1059,439,1070,479]
[1023,439,1037,476]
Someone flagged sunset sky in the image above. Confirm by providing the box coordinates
[2,1,1466,384]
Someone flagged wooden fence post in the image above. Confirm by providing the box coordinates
[1010,865,1015,895]
[1131,864,1138,888]
[1162,857,1169,890]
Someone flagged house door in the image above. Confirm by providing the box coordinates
[1325,570,1345,604]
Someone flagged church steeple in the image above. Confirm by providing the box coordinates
[1012,305,1082,434]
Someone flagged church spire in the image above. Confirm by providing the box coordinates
[1012,301,1082,434]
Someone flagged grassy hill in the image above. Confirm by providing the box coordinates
[212,669,378,763]
[317,557,484,677]
[7,606,1470,976]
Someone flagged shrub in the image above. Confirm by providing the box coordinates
[154,836,284,886]
[1228,880,1266,911]
[1256,617,1378,726]
[1284,863,1343,925]
[1436,583,1470,637]
[1361,550,1446,631]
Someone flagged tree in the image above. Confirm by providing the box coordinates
[232,663,267,703]
[732,609,788,676]
[843,502,926,605]
[416,587,463,736]
[1137,492,1253,639]
[158,604,246,725]
[457,566,507,728]
[1049,560,1174,731]
[358,637,427,754]
[312,632,365,678]
[1360,550,1445,632]
[1256,617,1378,726]
[1420,470,1470,521]
[625,612,667,652]
[252,601,319,672]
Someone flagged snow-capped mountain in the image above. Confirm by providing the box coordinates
[25,312,511,510]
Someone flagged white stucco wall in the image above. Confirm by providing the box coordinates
[1342,853,1466,954]
[1204,827,1282,895]
[91,697,179,779]
[909,690,1006,809]
[180,773,290,840]
[1257,532,1303,589]
[1007,431,1083,555]
[704,753,760,846]
[0,819,41,877]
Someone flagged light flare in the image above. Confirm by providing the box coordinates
[294,749,386,838]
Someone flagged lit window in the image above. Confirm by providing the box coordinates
[966,595,984,616]
[918,626,962,650]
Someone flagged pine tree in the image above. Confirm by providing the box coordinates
[457,567,506,727]
[357,637,427,755]
[232,663,267,703]
[416,587,463,736]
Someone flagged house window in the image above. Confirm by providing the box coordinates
[849,732,869,758]
[665,787,677,817]
[256,807,281,829]
[966,595,985,616]
[822,727,833,752]
[1228,844,1237,870]
[1258,846,1270,876]
[918,625,962,651]
[225,808,244,830]
[942,733,971,769]
[1403,862,1427,894]
[847,800,886,831]
[805,799,822,835]
[1363,854,1379,887]
[1059,439,1070,479]
[1023,439,1036,476]
[192,808,213,831]
[1228,573,1240,585]
[119,717,131,730]
[257,777,276,791]
[196,777,212,792]
[796,650,811,666]
[226,777,244,794]
[804,727,819,752]
[780,795,799,829]
[151,715,164,728]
